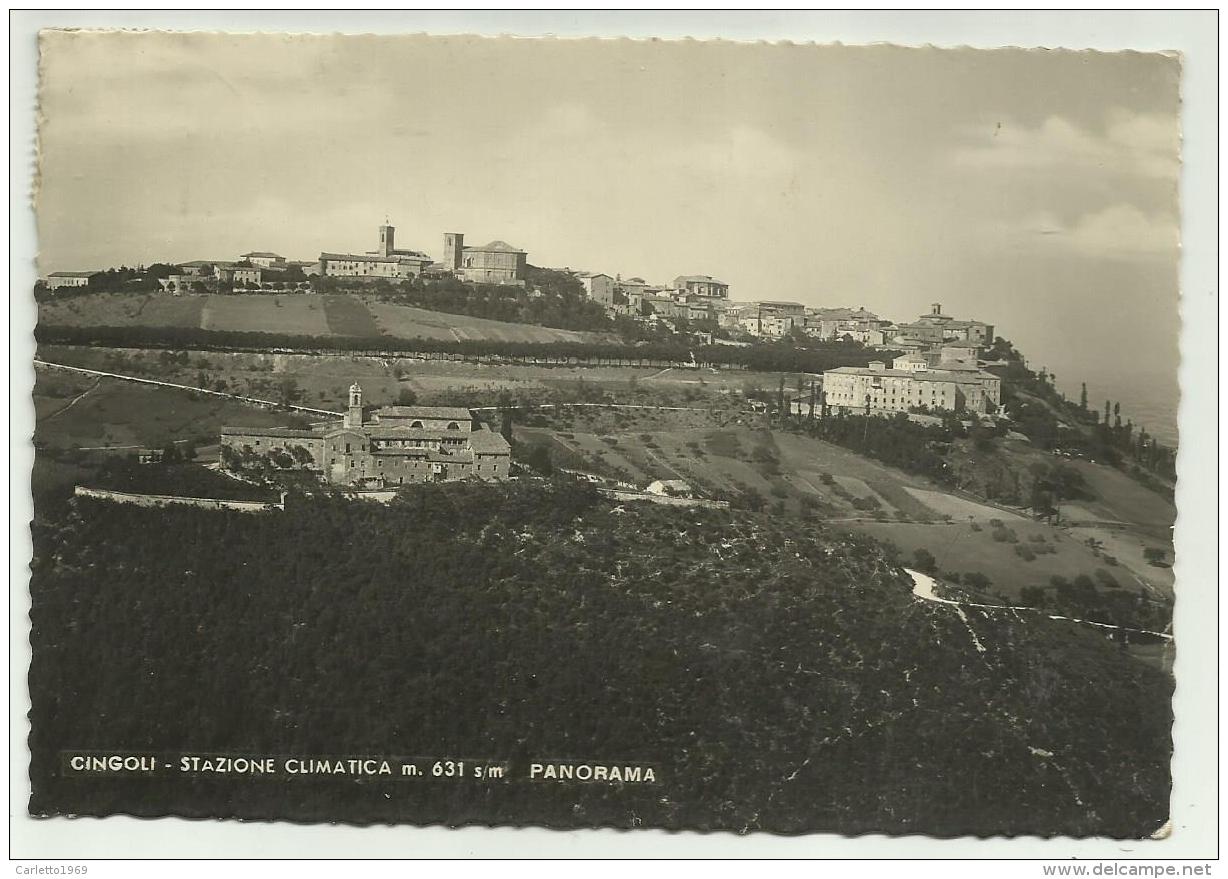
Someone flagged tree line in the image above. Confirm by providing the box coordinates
[988,338,1177,485]
[35,323,891,374]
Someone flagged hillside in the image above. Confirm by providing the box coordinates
[29,481,1171,835]
[36,292,609,345]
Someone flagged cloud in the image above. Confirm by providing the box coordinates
[658,125,801,180]
[953,110,1179,180]
[1017,205,1178,260]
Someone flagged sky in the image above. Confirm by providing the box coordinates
[36,31,1182,432]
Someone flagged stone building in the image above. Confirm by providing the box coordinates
[802,306,887,341]
[440,233,528,285]
[823,360,999,416]
[44,271,98,290]
[221,384,512,487]
[318,223,433,281]
[673,275,729,298]
[892,303,995,348]
[231,266,263,286]
[580,273,618,306]
[240,251,286,268]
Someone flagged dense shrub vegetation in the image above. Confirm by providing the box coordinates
[81,459,278,502]
[29,481,1171,835]
[989,338,1176,484]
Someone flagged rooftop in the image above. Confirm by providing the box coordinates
[463,240,525,254]
[220,426,318,439]
[47,270,99,278]
[378,249,432,261]
[468,427,513,453]
[826,366,988,385]
[648,479,693,490]
[357,427,476,440]
[373,405,475,422]
[320,252,409,265]
[242,251,283,259]
[810,307,880,320]
[675,275,728,286]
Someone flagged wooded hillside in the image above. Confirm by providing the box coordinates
[29,481,1171,835]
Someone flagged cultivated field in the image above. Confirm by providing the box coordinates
[36,346,797,414]
[30,344,1177,613]
[38,291,611,345]
[201,295,330,335]
[33,366,303,451]
[364,300,602,344]
[40,292,207,329]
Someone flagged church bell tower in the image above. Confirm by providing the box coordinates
[344,382,364,429]
[379,223,395,258]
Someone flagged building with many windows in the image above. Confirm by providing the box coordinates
[240,251,286,268]
[822,360,1000,416]
[220,384,511,487]
[43,270,99,290]
[318,223,433,281]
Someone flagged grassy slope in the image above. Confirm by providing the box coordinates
[31,351,1177,603]
[38,291,608,345]
[33,367,304,451]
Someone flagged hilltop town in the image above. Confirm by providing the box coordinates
[42,219,1008,407]
[42,219,993,351]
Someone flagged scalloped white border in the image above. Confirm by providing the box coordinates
[8,10,1219,864]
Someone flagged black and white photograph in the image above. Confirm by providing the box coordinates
[12,13,1218,862]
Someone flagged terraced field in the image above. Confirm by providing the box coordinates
[365,300,602,344]
[512,414,1174,603]
[38,291,609,345]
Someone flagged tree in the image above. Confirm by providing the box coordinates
[1143,547,1167,566]
[1079,382,1088,411]
[520,443,553,476]
[740,488,766,512]
[219,445,240,471]
[912,547,938,575]
[397,387,419,406]
[963,571,992,590]
[501,408,514,443]
[1020,585,1047,608]
[279,377,300,405]
[160,443,182,464]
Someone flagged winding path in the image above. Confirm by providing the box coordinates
[41,376,101,421]
[905,568,1172,641]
